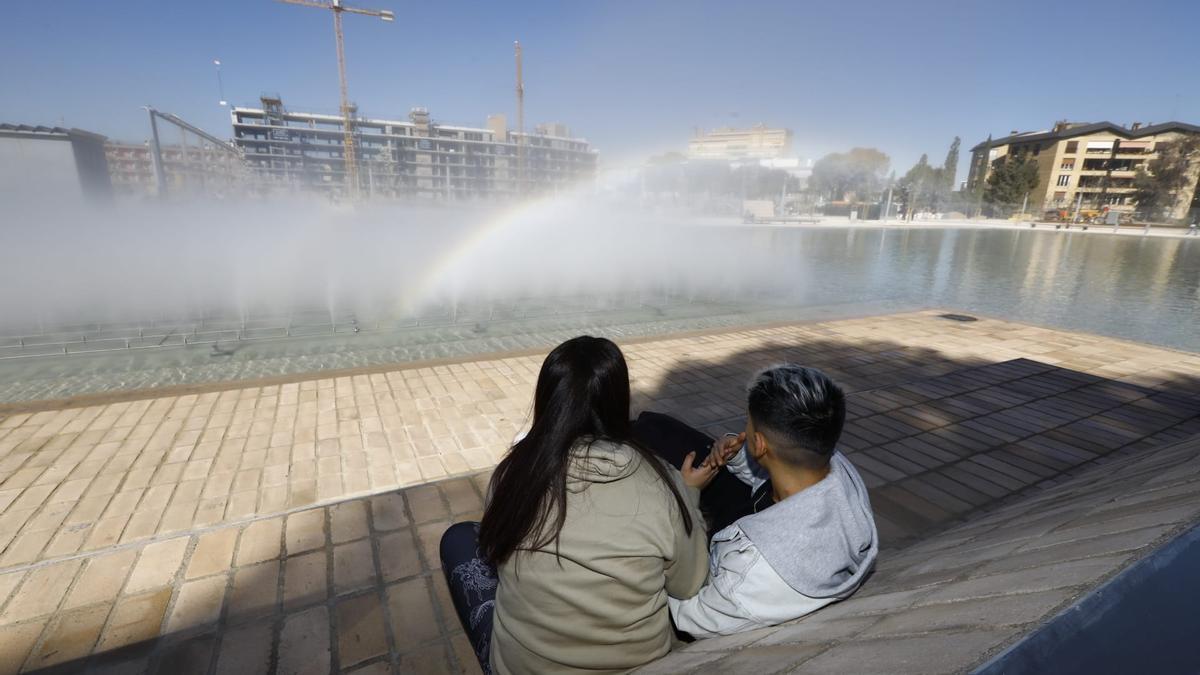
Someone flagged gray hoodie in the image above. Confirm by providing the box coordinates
[668,448,878,637]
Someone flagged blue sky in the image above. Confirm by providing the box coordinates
[2,0,1198,178]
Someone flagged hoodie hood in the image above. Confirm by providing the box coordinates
[566,438,640,485]
[737,451,878,598]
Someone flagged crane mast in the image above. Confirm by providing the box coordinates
[277,0,393,200]
[515,40,524,196]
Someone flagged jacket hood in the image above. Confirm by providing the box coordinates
[737,452,879,598]
[566,438,640,484]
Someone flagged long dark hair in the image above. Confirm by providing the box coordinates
[478,336,694,566]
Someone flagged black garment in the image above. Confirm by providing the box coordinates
[631,411,763,535]
[439,521,495,675]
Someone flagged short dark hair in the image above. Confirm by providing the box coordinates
[746,364,845,467]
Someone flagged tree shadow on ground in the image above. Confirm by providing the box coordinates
[630,332,1200,550]
[24,327,1200,674]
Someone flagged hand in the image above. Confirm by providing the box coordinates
[703,432,745,470]
[681,451,719,490]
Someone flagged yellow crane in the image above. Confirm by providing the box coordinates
[515,40,524,196]
[277,0,393,199]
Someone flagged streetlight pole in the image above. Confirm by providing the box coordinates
[214,59,227,107]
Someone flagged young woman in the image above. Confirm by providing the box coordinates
[440,336,709,674]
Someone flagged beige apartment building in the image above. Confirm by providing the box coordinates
[687,124,793,160]
[967,121,1200,220]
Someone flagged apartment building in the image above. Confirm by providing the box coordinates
[967,121,1200,220]
[231,96,597,199]
[687,124,793,161]
[105,141,246,197]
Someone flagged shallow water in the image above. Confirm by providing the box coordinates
[0,226,1196,403]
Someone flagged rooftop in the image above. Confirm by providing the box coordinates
[0,310,1197,673]
[971,121,1200,151]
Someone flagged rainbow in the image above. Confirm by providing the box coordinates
[400,185,596,313]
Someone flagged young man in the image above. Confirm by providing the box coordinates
[665,364,878,637]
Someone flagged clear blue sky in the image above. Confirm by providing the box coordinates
[2,0,1198,178]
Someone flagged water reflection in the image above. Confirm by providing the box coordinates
[0,225,1195,403]
[763,227,1198,352]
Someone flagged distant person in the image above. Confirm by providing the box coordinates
[439,336,708,674]
[634,364,878,637]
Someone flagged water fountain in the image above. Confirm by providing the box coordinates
[0,189,1197,403]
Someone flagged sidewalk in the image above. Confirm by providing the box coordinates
[1,311,1198,673]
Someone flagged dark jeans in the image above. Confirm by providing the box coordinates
[439,522,496,675]
[439,413,753,669]
[631,411,757,536]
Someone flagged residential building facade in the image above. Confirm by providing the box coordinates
[687,124,793,161]
[105,141,246,198]
[968,121,1200,220]
[230,96,597,199]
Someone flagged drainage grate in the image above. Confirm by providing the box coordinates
[938,313,978,322]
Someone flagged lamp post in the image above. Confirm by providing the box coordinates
[214,59,227,107]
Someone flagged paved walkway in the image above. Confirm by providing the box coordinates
[771,216,1200,239]
[1,311,1199,673]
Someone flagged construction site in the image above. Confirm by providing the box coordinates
[232,95,596,200]
[2,0,596,204]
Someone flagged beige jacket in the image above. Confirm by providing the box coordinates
[490,439,708,674]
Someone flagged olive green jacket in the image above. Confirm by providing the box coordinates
[490,440,708,674]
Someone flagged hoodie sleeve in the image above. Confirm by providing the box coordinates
[724,444,770,493]
[669,529,833,638]
[663,472,710,600]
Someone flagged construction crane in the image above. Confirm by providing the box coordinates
[277,0,393,199]
[515,40,524,196]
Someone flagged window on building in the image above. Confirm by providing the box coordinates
[1054,191,1068,203]
[1056,174,1071,187]
[1065,141,1079,154]
[1060,159,1075,170]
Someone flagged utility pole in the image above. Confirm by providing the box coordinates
[515,40,525,197]
[278,0,393,200]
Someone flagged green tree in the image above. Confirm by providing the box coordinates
[898,137,962,217]
[942,136,961,189]
[983,154,1039,216]
[1133,136,1200,222]
[899,154,940,217]
[809,147,890,202]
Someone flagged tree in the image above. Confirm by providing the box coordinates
[899,154,939,217]
[1133,136,1200,223]
[898,137,962,217]
[809,147,890,202]
[731,165,800,200]
[942,136,961,189]
[983,154,1039,216]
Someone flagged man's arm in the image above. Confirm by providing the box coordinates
[668,536,763,637]
[669,531,833,637]
[723,443,769,493]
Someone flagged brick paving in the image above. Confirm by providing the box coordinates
[1,310,1199,673]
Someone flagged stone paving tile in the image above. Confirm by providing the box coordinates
[0,312,1198,673]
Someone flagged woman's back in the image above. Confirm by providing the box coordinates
[490,440,707,674]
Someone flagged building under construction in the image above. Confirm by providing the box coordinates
[230,95,597,200]
[106,140,248,198]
